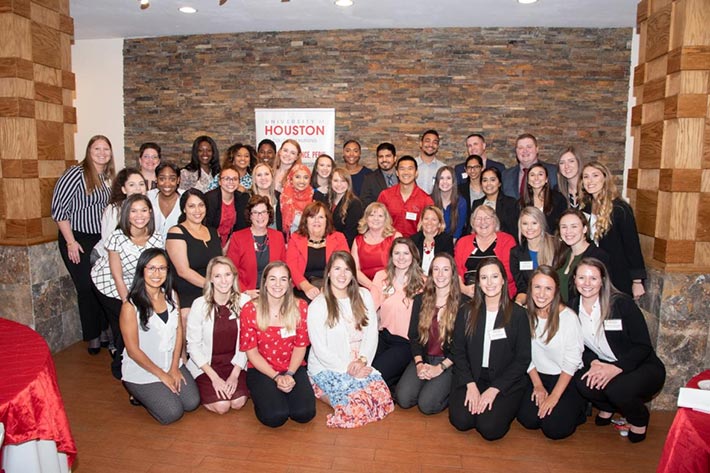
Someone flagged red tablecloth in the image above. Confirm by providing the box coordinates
[0,318,77,468]
[657,370,710,473]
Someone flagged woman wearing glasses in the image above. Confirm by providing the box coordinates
[204,165,250,248]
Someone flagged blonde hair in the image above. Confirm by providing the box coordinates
[329,167,358,224]
[579,161,619,241]
[250,163,277,207]
[357,202,396,237]
[470,205,501,232]
[255,261,300,332]
[517,206,557,266]
[274,139,303,187]
[202,257,242,320]
[417,205,446,235]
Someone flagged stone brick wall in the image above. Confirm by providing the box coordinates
[123,27,632,175]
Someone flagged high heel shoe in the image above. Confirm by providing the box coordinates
[87,347,101,355]
[628,427,647,443]
[129,395,142,407]
[595,414,613,426]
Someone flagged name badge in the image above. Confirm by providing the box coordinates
[490,328,507,340]
[461,172,468,180]
[519,261,534,271]
[280,327,297,338]
[405,211,418,221]
[603,319,623,331]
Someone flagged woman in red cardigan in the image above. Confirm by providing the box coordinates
[454,205,517,299]
[285,201,349,302]
[227,195,286,298]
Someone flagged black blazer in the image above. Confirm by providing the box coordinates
[596,199,646,296]
[332,197,364,248]
[509,243,532,296]
[360,170,394,208]
[561,244,611,300]
[410,231,455,259]
[204,188,249,234]
[469,194,520,239]
[451,303,531,395]
[407,293,456,362]
[569,294,663,373]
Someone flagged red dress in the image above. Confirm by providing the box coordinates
[354,234,395,280]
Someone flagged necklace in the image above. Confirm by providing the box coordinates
[308,237,326,245]
[423,239,435,255]
[252,231,269,253]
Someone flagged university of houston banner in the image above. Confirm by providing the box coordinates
[255,108,336,166]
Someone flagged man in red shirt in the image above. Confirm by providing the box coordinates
[377,155,434,237]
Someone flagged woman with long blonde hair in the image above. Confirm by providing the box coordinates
[273,139,302,193]
[579,162,645,298]
[238,261,315,427]
[186,257,251,414]
[396,253,461,414]
[250,163,282,232]
[351,202,401,289]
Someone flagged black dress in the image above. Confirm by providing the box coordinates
[167,225,222,308]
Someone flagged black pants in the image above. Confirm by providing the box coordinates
[372,329,411,389]
[93,286,124,379]
[449,371,524,441]
[516,372,585,440]
[575,357,665,427]
[58,231,105,341]
[246,366,316,428]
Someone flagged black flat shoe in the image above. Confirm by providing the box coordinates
[595,414,613,426]
[628,430,647,443]
[87,347,101,355]
[129,395,142,407]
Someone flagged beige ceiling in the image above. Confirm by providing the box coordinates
[71,0,639,40]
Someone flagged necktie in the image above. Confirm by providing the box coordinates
[519,167,529,198]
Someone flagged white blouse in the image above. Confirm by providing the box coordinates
[529,307,584,376]
[577,298,618,363]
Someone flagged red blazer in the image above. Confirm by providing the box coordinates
[285,231,349,287]
[454,231,518,298]
[226,228,286,291]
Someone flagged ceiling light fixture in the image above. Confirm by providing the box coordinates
[179,6,197,13]
[139,0,150,9]
[335,0,354,6]
[518,0,538,4]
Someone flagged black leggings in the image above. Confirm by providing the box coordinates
[516,372,585,440]
[246,366,316,428]
[93,286,124,379]
[372,329,411,389]
[58,231,105,341]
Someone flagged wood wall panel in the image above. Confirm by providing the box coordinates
[642,100,665,123]
[669,192,699,240]
[30,2,57,29]
[0,14,32,60]
[659,168,702,191]
[644,77,667,102]
[653,238,695,263]
[645,4,672,61]
[30,21,59,68]
[639,121,663,167]
[636,188,659,236]
[697,193,710,241]
[35,82,61,104]
[36,119,62,161]
[0,117,35,159]
[672,0,710,48]
[637,168,660,190]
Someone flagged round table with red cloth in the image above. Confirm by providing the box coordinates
[0,318,77,469]
[657,370,710,473]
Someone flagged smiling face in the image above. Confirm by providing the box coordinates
[574,264,603,301]
[395,160,417,186]
[377,148,396,172]
[122,173,147,197]
[530,273,556,313]
[582,166,605,198]
[437,169,454,193]
[219,168,240,194]
[89,139,112,170]
[316,156,333,179]
[306,208,327,238]
[516,137,538,168]
[366,207,386,232]
[527,166,548,191]
[279,143,300,166]
[184,195,206,225]
[558,151,579,180]
[430,256,453,290]
[258,143,276,167]
[128,199,151,231]
[292,169,310,192]
[466,136,486,157]
[473,209,496,238]
[328,257,354,293]
[481,170,501,196]
[139,147,160,174]
[331,171,349,196]
[156,167,179,198]
[478,263,504,299]
[466,160,483,182]
[264,265,290,300]
[144,255,168,290]
[250,203,269,230]
[197,140,213,167]
[420,133,440,157]
[559,213,587,247]
[233,147,251,172]
[343,143,361,166]
[520,214,542,241]
[391,243,414,271]
[253,165,273,191]
[420,208,441,236]
[210,263,235,296]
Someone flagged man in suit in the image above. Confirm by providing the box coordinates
[501,133,558,199]
[360,142,398,207]
[454,133,505,185]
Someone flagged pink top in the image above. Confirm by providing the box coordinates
[370,270,415,339]
[354,234,396,280]
[239,299,310,372]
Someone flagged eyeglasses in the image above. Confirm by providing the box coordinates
[251,210,269,216]
[466,165,482,171]
[221,177,239,183]
[145,265,168,274]
[474,217,493,223]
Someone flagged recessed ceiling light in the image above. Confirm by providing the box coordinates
[518,0,538,4]
[335,0,353,6]
[179,6,197,13]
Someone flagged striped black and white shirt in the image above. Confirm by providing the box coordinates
[51,165,111,234]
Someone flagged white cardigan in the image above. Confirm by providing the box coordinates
[307,288,379,376]
[186,294,251,379]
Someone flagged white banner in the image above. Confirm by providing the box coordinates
[255,108,335,166]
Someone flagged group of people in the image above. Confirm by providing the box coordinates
[50,131,664,441]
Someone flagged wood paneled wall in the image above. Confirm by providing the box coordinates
[629,0,710,271]
[0,0,75,244]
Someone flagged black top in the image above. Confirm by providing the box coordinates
[360,169,396,208]
[509,243,534,297]
[410,231,455,260]
[204,188,249,235]
[253,234,269,288]
[558,244,611,302]
[451,302,531,395]
[332,197,364,248]
[304,246,327,282]
[408,293,456,361]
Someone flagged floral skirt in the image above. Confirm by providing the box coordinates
[311,370,394,428]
